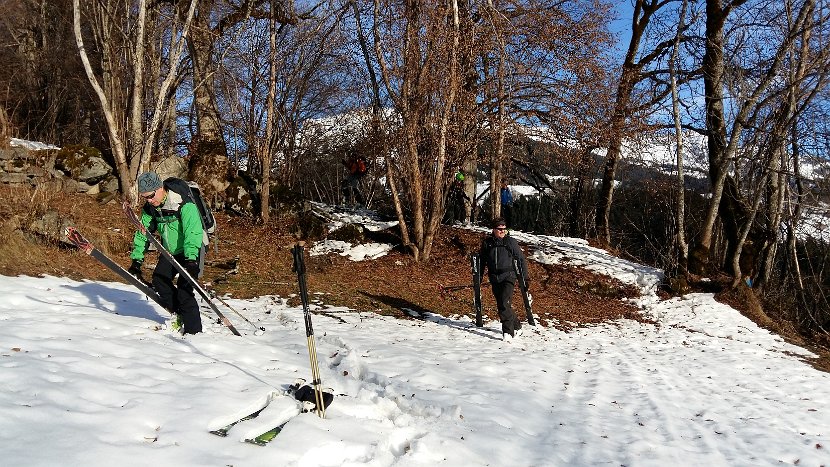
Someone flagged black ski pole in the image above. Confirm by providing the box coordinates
[472,254,483,327]
[291,242,326,419]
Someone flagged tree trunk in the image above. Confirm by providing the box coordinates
[73,0,131,198]
[569,147,596,239]
[595,0,645,247]
[422,0,460,261]
[670,0,689,275]
[490,47,506,221]
[188,0,225,150]
[697,0,731,269]
[259,0,280,223]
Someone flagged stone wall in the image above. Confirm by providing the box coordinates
[2,137,261,216]
[1,139,121,195]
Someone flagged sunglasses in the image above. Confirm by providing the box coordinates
[495,227,508,231]
[141,190,157,200]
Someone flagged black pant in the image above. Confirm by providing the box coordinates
[502,204,513,228]
[492,280,521,336]
[341,175,365,206]
[152,253,202,334]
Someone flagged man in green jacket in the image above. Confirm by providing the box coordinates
[128,172,205,334]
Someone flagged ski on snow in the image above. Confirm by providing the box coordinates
[244,384,334,446]
[513,258,536,326]
[209,379,335,446]
[209,379,306,438]
[471,254,483,327]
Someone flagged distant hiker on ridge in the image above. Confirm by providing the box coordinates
[128,171,205,334]
[500,181,514,228]
[341,153,368,208]
[445,169,471,225]
[479,217,530,340]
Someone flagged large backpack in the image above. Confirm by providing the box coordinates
[164,178,216,239]
[186,181,216,235]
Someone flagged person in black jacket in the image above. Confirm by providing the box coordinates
[479,217,530,339]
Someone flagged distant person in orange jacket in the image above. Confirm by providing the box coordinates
[341,154,367,208]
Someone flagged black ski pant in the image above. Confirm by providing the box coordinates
[502,204,513,228]
[152,252,202,334]
[492,279,521,336]
[341,175,365,206]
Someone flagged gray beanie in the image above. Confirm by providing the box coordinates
[137,172,162,193]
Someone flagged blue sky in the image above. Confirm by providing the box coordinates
[610,1,636,54]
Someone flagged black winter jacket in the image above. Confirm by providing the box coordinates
[479,234,529,285]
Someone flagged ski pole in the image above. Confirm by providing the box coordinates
[291,243,326,419]
[205,287,265,332]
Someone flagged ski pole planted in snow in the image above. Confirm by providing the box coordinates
[291,242,326,419]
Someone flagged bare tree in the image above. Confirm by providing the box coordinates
[670,0,690,275]
[73,0,196,202]
[595,0,696,248]
[371,0,465,261]
[753,0,830,289]
[695,0,825,285]
[487,0,615,233]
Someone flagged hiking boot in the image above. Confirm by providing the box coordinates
[170,314,184,335]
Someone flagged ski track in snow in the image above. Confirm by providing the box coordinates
[2,230,830,466]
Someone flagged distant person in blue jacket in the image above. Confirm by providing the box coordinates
[500,181,514,227]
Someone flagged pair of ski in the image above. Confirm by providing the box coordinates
[64,203,243,336]
[470,253,535,328]
[210,378,334,446]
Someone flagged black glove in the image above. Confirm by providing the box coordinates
[183,259,200,278]
[128,260,143,279]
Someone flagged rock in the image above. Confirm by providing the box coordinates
[27,209,75,244]
[187,137,230,209]
[226,174,259,215]
[54,145,112,185]
[154,155,188,181]
[97,174,120,194]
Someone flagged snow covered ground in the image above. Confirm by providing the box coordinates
[2,229,829,466]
